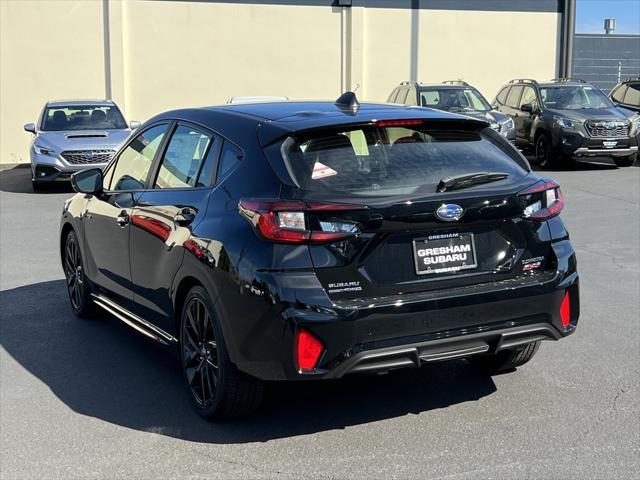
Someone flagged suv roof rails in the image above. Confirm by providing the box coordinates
[623,76,640,82]
[508,78,538,85]
[442,80,470,86]
[399,80,419,86]
[549,77,587,83]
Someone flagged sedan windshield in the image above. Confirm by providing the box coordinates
[419,88,492,112]
[41,105,127,131]
[539,86,613,110]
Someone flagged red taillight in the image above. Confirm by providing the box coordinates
[239,199,365,244]
[519,178,565,220]
[560,291,571,327]
[295,329,324,371]
[375,119,423,128]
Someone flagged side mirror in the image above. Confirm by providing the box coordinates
[24,122,36,133]
[521,103,534,114]
[129,120,141,130]
[71,168,103,195]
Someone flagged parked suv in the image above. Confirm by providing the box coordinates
[24,100,139,190]
[61,94,579,419]
[609,77,640,113]
[494,78,639,168]
[387,81,515,142]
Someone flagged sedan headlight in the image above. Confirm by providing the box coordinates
[553,116,575,130]
[34,145,55,156]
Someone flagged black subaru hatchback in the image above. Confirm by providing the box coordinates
[61,94,579,419]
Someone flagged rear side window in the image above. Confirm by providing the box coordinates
[397,89,409,104]
[282,123,527,197]
[611,85,628,103]
[496,87,509,105]
[506,86,523,108]
[154,125,215,189]
[217,142,243,179]
[623,82,640,106]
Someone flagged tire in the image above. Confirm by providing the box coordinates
[468,341,541,374]
[63,230,96,318]
[614,154,637,167]
[179,286,264,420]
[534,132,558,169]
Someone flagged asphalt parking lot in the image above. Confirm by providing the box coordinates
[0,160,638,479]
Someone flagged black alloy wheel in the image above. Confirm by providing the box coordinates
[63,230,94,317]
[181,295,219,408]
[179,286,264,419]
[534,132,556,169]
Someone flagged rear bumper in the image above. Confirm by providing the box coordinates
[228,239,579,381]
[324,322,565,378]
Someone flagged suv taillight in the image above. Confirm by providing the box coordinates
[238,199,365,244]
[518,179,564,220]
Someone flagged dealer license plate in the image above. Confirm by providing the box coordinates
[413,233,477,275]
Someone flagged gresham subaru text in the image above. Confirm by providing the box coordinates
[60,93,579,419]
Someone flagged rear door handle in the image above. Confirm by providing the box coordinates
[174,207,197,227]
[116,211,130,227]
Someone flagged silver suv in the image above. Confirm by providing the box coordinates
[24,100,139,190]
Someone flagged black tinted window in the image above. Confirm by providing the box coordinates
[218,142,243,180]
[154,125,214,189]
[623,83,640,106]
[283,124,527,197]
[108,125,167,191]
[506,86,523,108]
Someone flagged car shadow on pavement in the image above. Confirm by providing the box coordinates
[0,164,73,194]
[1,280,497,443]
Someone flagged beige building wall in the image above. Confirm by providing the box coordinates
[122,1,342,122]
[1,0,107,164]
[0,1,563,165]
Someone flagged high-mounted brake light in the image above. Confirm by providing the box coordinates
[295,329,324,371]
[375,119,424,127]
[518,179,564,220]
[238,199,364,244]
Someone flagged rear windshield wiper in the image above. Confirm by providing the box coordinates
[436,172,509,193]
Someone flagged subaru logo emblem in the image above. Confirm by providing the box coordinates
[435,204,464,222]
[83,151,94,159]
[604,121,615,129]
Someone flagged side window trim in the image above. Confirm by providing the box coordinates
[102,121,172,193]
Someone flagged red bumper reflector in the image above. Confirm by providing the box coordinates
[295,329,324,370]
[560,292,571,327]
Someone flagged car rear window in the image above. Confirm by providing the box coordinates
[281,123,527,197]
